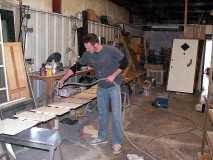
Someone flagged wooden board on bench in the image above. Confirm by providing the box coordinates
[14,111,56,122]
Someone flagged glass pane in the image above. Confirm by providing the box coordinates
[0,90,7,104]
[0,45,2,65]
[0,67,5,88]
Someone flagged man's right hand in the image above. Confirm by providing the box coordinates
[58,79,65,88]
[58,69,74,88]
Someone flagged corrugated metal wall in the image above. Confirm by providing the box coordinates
[23,9,82,98]
[88,20,120,43]
[0,4,121,100]
[25,9,82,70]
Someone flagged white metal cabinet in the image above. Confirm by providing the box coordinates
[167,39,199,93]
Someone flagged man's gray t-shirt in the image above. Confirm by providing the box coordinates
[79,45,124,88]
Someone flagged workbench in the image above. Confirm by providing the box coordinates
[29,69,94,105]
[0,127,63,160]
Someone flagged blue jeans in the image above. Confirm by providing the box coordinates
[97,85,123,145]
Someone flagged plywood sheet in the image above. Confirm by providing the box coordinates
[72,92,96,100]
[3,42,30,101]
[90,85,98,89]
[0,118,38,135]
[14,111,56,122]
[64,97,91,104]
[79,91,96,95]
[32,106,70,116]
[48,102,82,109]
[83,88,97,94]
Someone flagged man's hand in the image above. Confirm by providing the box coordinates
[106,69,122,83]
[58,69,74,88]
[58,79,65,88]
[106,74,116,83]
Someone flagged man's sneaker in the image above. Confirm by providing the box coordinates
[90,138,108,145]
[112,144,122,154]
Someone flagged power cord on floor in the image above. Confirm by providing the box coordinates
[146,127,196,147]
[122,94,202,159]
[144,98,203,158]
[62,79,202,160]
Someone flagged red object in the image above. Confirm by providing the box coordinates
[52,0,61,13]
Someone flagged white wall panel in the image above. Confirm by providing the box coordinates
[25,9,81,71]
[88,21,120,43]
[24,9,82,98]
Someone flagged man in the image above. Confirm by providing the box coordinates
[59,33,128,154]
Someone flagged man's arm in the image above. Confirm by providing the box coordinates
[59,61,84,88]
[106,68,122,83]
[106,55,128,82]
[59,69,74,88]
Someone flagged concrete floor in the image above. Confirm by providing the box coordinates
[14,88,207,160]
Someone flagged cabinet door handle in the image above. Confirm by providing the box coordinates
[187,59,192,67]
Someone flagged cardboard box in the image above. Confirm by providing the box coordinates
[86,9,97,22]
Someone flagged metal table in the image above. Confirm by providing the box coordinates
[0,127,63,160]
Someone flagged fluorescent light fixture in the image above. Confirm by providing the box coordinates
[151,25,179,29]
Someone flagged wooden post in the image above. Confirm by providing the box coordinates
[184,0,188,37]
[18,0,23,42]
[52,0,61,14]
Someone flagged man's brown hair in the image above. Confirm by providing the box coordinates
[83,33,99,45]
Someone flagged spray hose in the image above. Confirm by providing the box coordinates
[58,78,158,160]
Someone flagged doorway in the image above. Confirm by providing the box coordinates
[0,9,15,42]
[201,37,213,99]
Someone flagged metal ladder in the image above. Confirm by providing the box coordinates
[0,15,10,160]
[0,15,9,107]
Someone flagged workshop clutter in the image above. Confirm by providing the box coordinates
[127,154,144,160]
[80,124,98,139]
[83,9,98,22]
[152,95,169,108]
[40,52,63,76]
[145,64,164,85]
[40,60,57,76]
[81,9,113,25]
[142,80,151,96]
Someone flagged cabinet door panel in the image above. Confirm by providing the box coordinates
[167,39,199,93]
[4,42,30,100]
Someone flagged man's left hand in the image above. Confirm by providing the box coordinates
[106,74,116,83]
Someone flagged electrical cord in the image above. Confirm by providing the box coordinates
[59,78,159,160]
[60,79,203,159]
[146,127,196,147]
[145,100,202,156]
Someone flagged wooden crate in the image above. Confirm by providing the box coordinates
[86,9,97,22]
